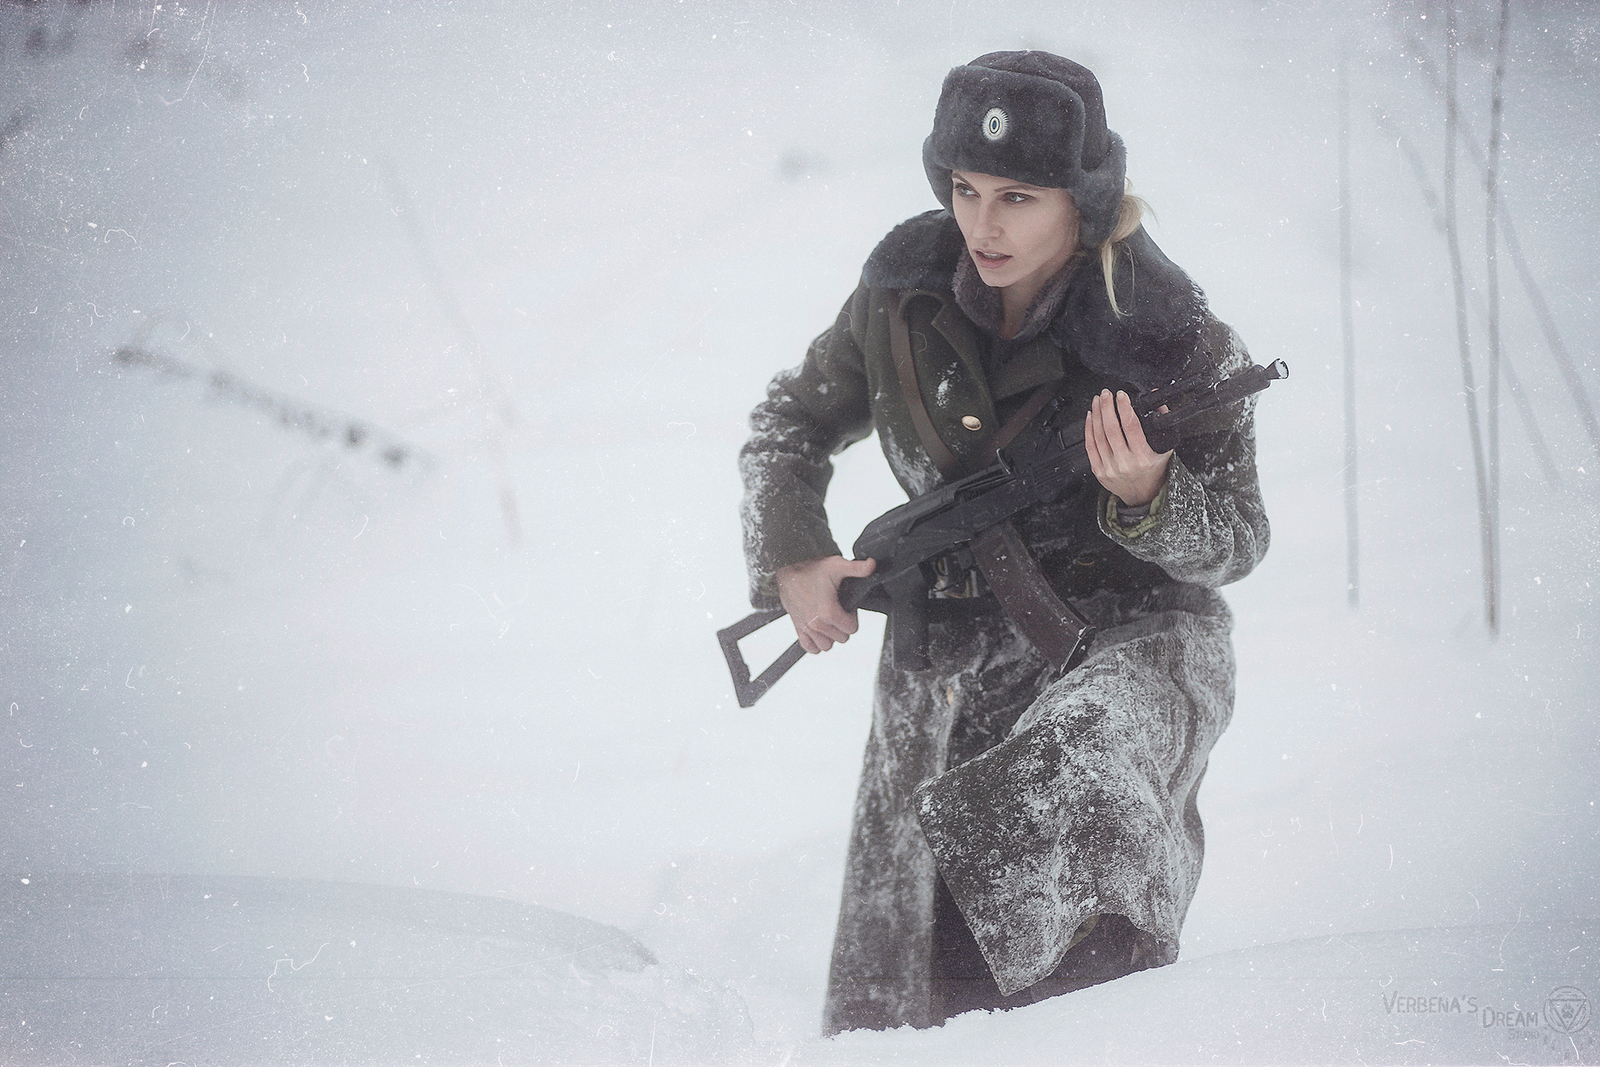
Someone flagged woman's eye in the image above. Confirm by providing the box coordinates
[1004,192,1031,204]
[954,184,976,198]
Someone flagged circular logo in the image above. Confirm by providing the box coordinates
[1547,986,1592,1034]
[982,107,1008,142]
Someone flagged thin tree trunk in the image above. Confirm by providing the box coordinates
[1338,44,1360,608]
[1398,32,1600,458]
[1372,109,1560,487]
[1443,1,1497,635]
[1485,0,1510,627]
[1497,183,1600,460]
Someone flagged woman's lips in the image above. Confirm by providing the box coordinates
[972,249,1011,269]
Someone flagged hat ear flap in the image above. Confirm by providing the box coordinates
[1053,87,1088,189]
[1073,131,1127,249]
[924,134,954,210]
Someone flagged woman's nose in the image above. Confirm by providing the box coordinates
[974,202,1001,238]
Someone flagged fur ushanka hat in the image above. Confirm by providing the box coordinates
[923,51,1128,249]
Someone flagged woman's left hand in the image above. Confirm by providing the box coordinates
[1085,389,1173,508]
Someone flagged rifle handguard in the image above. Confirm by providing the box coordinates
[1142,358,1288,452]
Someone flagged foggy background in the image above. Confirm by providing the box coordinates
[2,0,1597,1062]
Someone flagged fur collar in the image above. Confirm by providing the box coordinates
[860,210,1211,388]
[950,247,1078,345]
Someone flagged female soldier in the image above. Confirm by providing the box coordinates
[738,51,1269,1033]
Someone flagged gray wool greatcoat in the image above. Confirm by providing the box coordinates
[738,210,1270,1034]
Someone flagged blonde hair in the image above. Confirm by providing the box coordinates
[1097,182,1152,317]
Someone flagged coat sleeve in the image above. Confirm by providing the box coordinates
[738,284,876,609]
[1096,316,1271,588]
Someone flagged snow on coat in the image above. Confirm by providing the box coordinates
[738,210,1270,1033]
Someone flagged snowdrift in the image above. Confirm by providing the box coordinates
[0,874,754,1065]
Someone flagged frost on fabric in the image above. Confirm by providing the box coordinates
[824,612,1039,1033]
[1100,323,1270,589]
[914,583,1236,996]
[737,367,865,606]
[822,581,1236,1028]
[880,424,943,499]
[740,259,1271,1033]
[813,303,1270,1028]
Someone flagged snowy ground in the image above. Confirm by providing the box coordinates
[2,0,1597,1063]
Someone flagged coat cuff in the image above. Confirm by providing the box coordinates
[748,536,845,611]
[1101,476,1171,541]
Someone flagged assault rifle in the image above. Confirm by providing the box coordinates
[718,359,1288,707]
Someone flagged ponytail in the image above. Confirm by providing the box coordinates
[1098,182,1152,318]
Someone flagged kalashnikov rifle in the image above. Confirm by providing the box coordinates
[718,359,1288,707]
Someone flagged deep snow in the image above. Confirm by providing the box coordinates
[1,872,757,1065]
[1,0,1597,1063]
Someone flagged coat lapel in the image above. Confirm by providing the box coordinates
[897,290,1069,475]
[895,289,994,476]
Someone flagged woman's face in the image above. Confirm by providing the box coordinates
[949,170,1082,297]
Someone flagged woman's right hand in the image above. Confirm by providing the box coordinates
[776,556,878,654]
